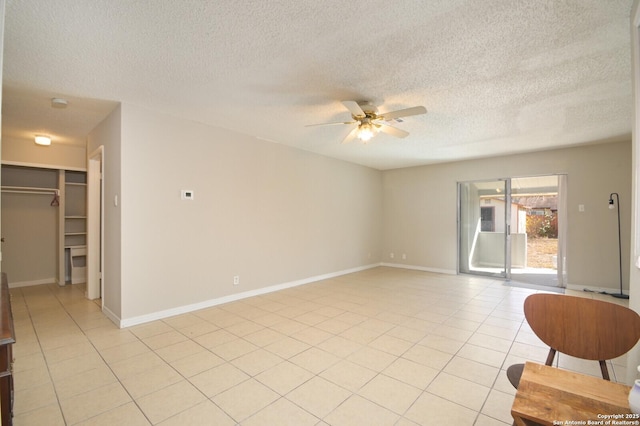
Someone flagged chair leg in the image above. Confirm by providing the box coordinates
[545,348,557,366]
[599,360,610,381]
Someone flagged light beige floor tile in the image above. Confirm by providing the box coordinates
[158,400,235,426]
[325,394,400,426]
[11,268,579,426]
[347,346,397,372]
[120,363,184,398]
[130,321,174,339]
[211,338,258,360]
[481,388,516,424]
[358,374,421,414]
[291,326,333,346]
[178,320,220,338]
[225,319,265,337]
[386,325,429,343]
[467,332,513,353]
[231,348,283,376]
[405,392,478,425]
[212,378,279,422]
[320,359,377,392]
[86,328,139,350]
[142,330,189,350]
[43,340,97,364]
[13,381,58,415]
[430,324,475,342]
[13,364,50,391]
[339,324,385,344]
[109,351,167,379]
[155,339,205,363]
[290,347,341,374]
[54,364,117,400]
[48,351,107,382]
[189,362,250,397]
[170,349,225,377]
[264,336,310,359]
[136,380,206,424]
[243,396,319,425]
[243,327,285,347]
[286,376,351,418]
[12,402,65,426]
[255,360,314,395]
[368,334,414,356]
[427,372,490,411]
[402,345,453,370]
[443,356,500,387]
[193,329,238,349]
[75,401,151,426]
[457,343,507,368]
[475,413,512,426]
[98,339,151,364]
[13,351,47,372]
[161,313,204,329]
[59,382,132,425]
[317,335,363,358]
[383,358,439,390]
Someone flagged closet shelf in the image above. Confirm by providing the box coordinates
[65,216,87,219]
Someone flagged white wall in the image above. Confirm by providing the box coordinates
[382,140,632,290]
[116,104,382,324]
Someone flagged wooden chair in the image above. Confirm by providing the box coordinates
[507,293,640,388]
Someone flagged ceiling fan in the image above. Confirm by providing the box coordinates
[307,101,427,144]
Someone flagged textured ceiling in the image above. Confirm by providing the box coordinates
[2,0,634,170]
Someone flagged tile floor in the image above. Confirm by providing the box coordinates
[10,267,631,425]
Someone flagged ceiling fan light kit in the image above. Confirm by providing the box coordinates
[307,100,427,144]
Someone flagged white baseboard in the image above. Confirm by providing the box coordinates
[102,305,121,327]
[119,263,381,328]
[381,262,457,275]
[8,277,57,288]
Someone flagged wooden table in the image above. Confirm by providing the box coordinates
[511,362,634,426]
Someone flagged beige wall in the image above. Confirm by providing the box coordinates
[117,104,382,323]
[87,105,122,320]
[3,137,86,170]
[382,140,632,290]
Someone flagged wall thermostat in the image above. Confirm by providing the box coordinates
[181,190,194,200]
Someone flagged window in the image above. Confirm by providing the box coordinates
[481,206,495,232]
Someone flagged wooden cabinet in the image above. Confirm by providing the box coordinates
[0,273,16,426]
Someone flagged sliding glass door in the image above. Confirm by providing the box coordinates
[458,175,566,288]
[458,179,511,278]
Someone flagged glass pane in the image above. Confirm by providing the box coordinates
[459,180,506,277]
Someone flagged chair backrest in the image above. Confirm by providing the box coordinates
[524,293,640,362]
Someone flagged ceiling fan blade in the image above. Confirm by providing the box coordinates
[380,106,427,121]
[305,121,356,127]
[342,101,366,118]
[342,126,359,144]
[378,123,409,138]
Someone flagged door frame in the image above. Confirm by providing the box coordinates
[87,146,104,302]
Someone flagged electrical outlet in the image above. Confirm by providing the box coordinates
[233,276,240,285]
[402,253,407,260]
[390,253,395,259]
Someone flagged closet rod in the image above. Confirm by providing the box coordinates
[1,186,60,195]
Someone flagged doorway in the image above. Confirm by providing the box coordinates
[87,147,104,302]
[458,175,566,288]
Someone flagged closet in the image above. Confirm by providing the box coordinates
[1,165,87,286]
